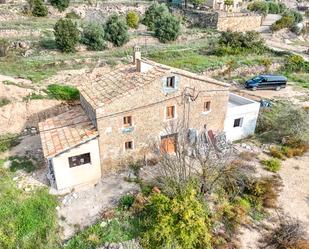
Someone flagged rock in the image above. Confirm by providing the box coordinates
[24,187,31,192]
[56,206,60,211]
[3,160,12,169]
[100,221,107,227]
[19,41,29,49]
[13,176,18,181]
[72,192,78,199]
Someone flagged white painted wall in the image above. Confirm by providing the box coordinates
[51,138,101,191]
[224,94,260,142]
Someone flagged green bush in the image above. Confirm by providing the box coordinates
[46,84,79,101]
[247,1,269,15]
[285,55,309,73]
[104,14,129,47]
[211,31,265,56]
[271,14,294,31]
[50,0,70,12]
[140,185,212,249]
[261,158,282,173]
[154,13,181,43]
[0,97,10,107]
[9,156,36,173]
[65,11,80,19]
[0,38,10,57]
[28,0,48,17]
[54,18,80,52]
[142,1,169,31]
[126,11,139,29]
[289,10,303,24]
[118,194,135,210]
[0,134,20,153]
[81,22,106,51]
[256,102,309,145]
[190,0,206,8]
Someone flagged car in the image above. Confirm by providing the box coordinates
[245,75,287,91]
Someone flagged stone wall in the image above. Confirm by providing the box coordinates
[177,8,262,31]
[217,14,263,32]
[86,66,230,173]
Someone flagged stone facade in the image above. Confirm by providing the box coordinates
[217,14,263,32]
[177,8,262,31]
[79,59,230,173]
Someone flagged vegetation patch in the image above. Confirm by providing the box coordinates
[0,97,11,107]
[0,167,59,248]
[0,133,20,153]
[261,158,281,173]
[8,156,36,173]
[46,84,79,101]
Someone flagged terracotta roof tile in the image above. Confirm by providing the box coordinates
[38,106,98,158]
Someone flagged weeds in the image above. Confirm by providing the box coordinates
[46,84,79,101]
[8,156,36,173]
[0,133,20,153]
[261,158,281,173]
[0,97,11,107]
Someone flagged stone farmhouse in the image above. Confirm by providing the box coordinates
[39,48,260,191]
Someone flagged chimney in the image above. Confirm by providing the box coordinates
[133,45,141,65]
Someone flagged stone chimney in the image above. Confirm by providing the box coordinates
[133,45,141,65]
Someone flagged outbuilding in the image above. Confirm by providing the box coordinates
[224,93,260,142]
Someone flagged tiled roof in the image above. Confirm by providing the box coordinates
[38,106,98,158]
[78,63,170,109]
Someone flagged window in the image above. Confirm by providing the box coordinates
[233,118,243,128]
[125,141,133,150]
[166,106,175,119]
[166,76,175,88]
[68,153,91,168]
[123,116,132,127]
[203,101,211,112]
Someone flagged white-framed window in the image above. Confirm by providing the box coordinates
[233,118,243,128]
[68,153,91,168]
[166,76,176,88]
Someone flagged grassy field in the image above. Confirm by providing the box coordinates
[0,163,59,249]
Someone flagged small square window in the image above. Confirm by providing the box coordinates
[123,116,132,127]
[125,141,133,150]
[203,101,211,112]
[233,118,243,128]
[166,106,175,119]
[166,76,175,88]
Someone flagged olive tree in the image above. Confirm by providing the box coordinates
[104,14,129,47]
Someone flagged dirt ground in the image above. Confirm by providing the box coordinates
[57,170,140,240]
[239,151,309,249]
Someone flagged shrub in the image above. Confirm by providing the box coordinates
[224,0,233,6]
[50,0,69,12]
[46,84,79,101]
[9,156,36,173]
[269,146,285,160]
[247,1,269,15]
[289,10,303,24]
[271,14,294,31]
[142,1,169,31]
[260,58,272,73]
[262,217,307,249]
[0,97,10,107]
[54,18,80,52]
[126,11,139,29]
[0,134,20,153]
[154,13,181,43]
[65,11,80,19]
[285,54,309,73]
[140,185,212,249]
[239,151,256,161]
[190,0,206,8]
[261,158,281,173]
[28,0,48,17]
[211,31,265,56]
[104,14,129,47]
[0,38,10,57]
[118,194,135,210]
[81,22,106,51]
[256,102,309,146]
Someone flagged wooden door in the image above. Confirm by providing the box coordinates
[160,134,177,153]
